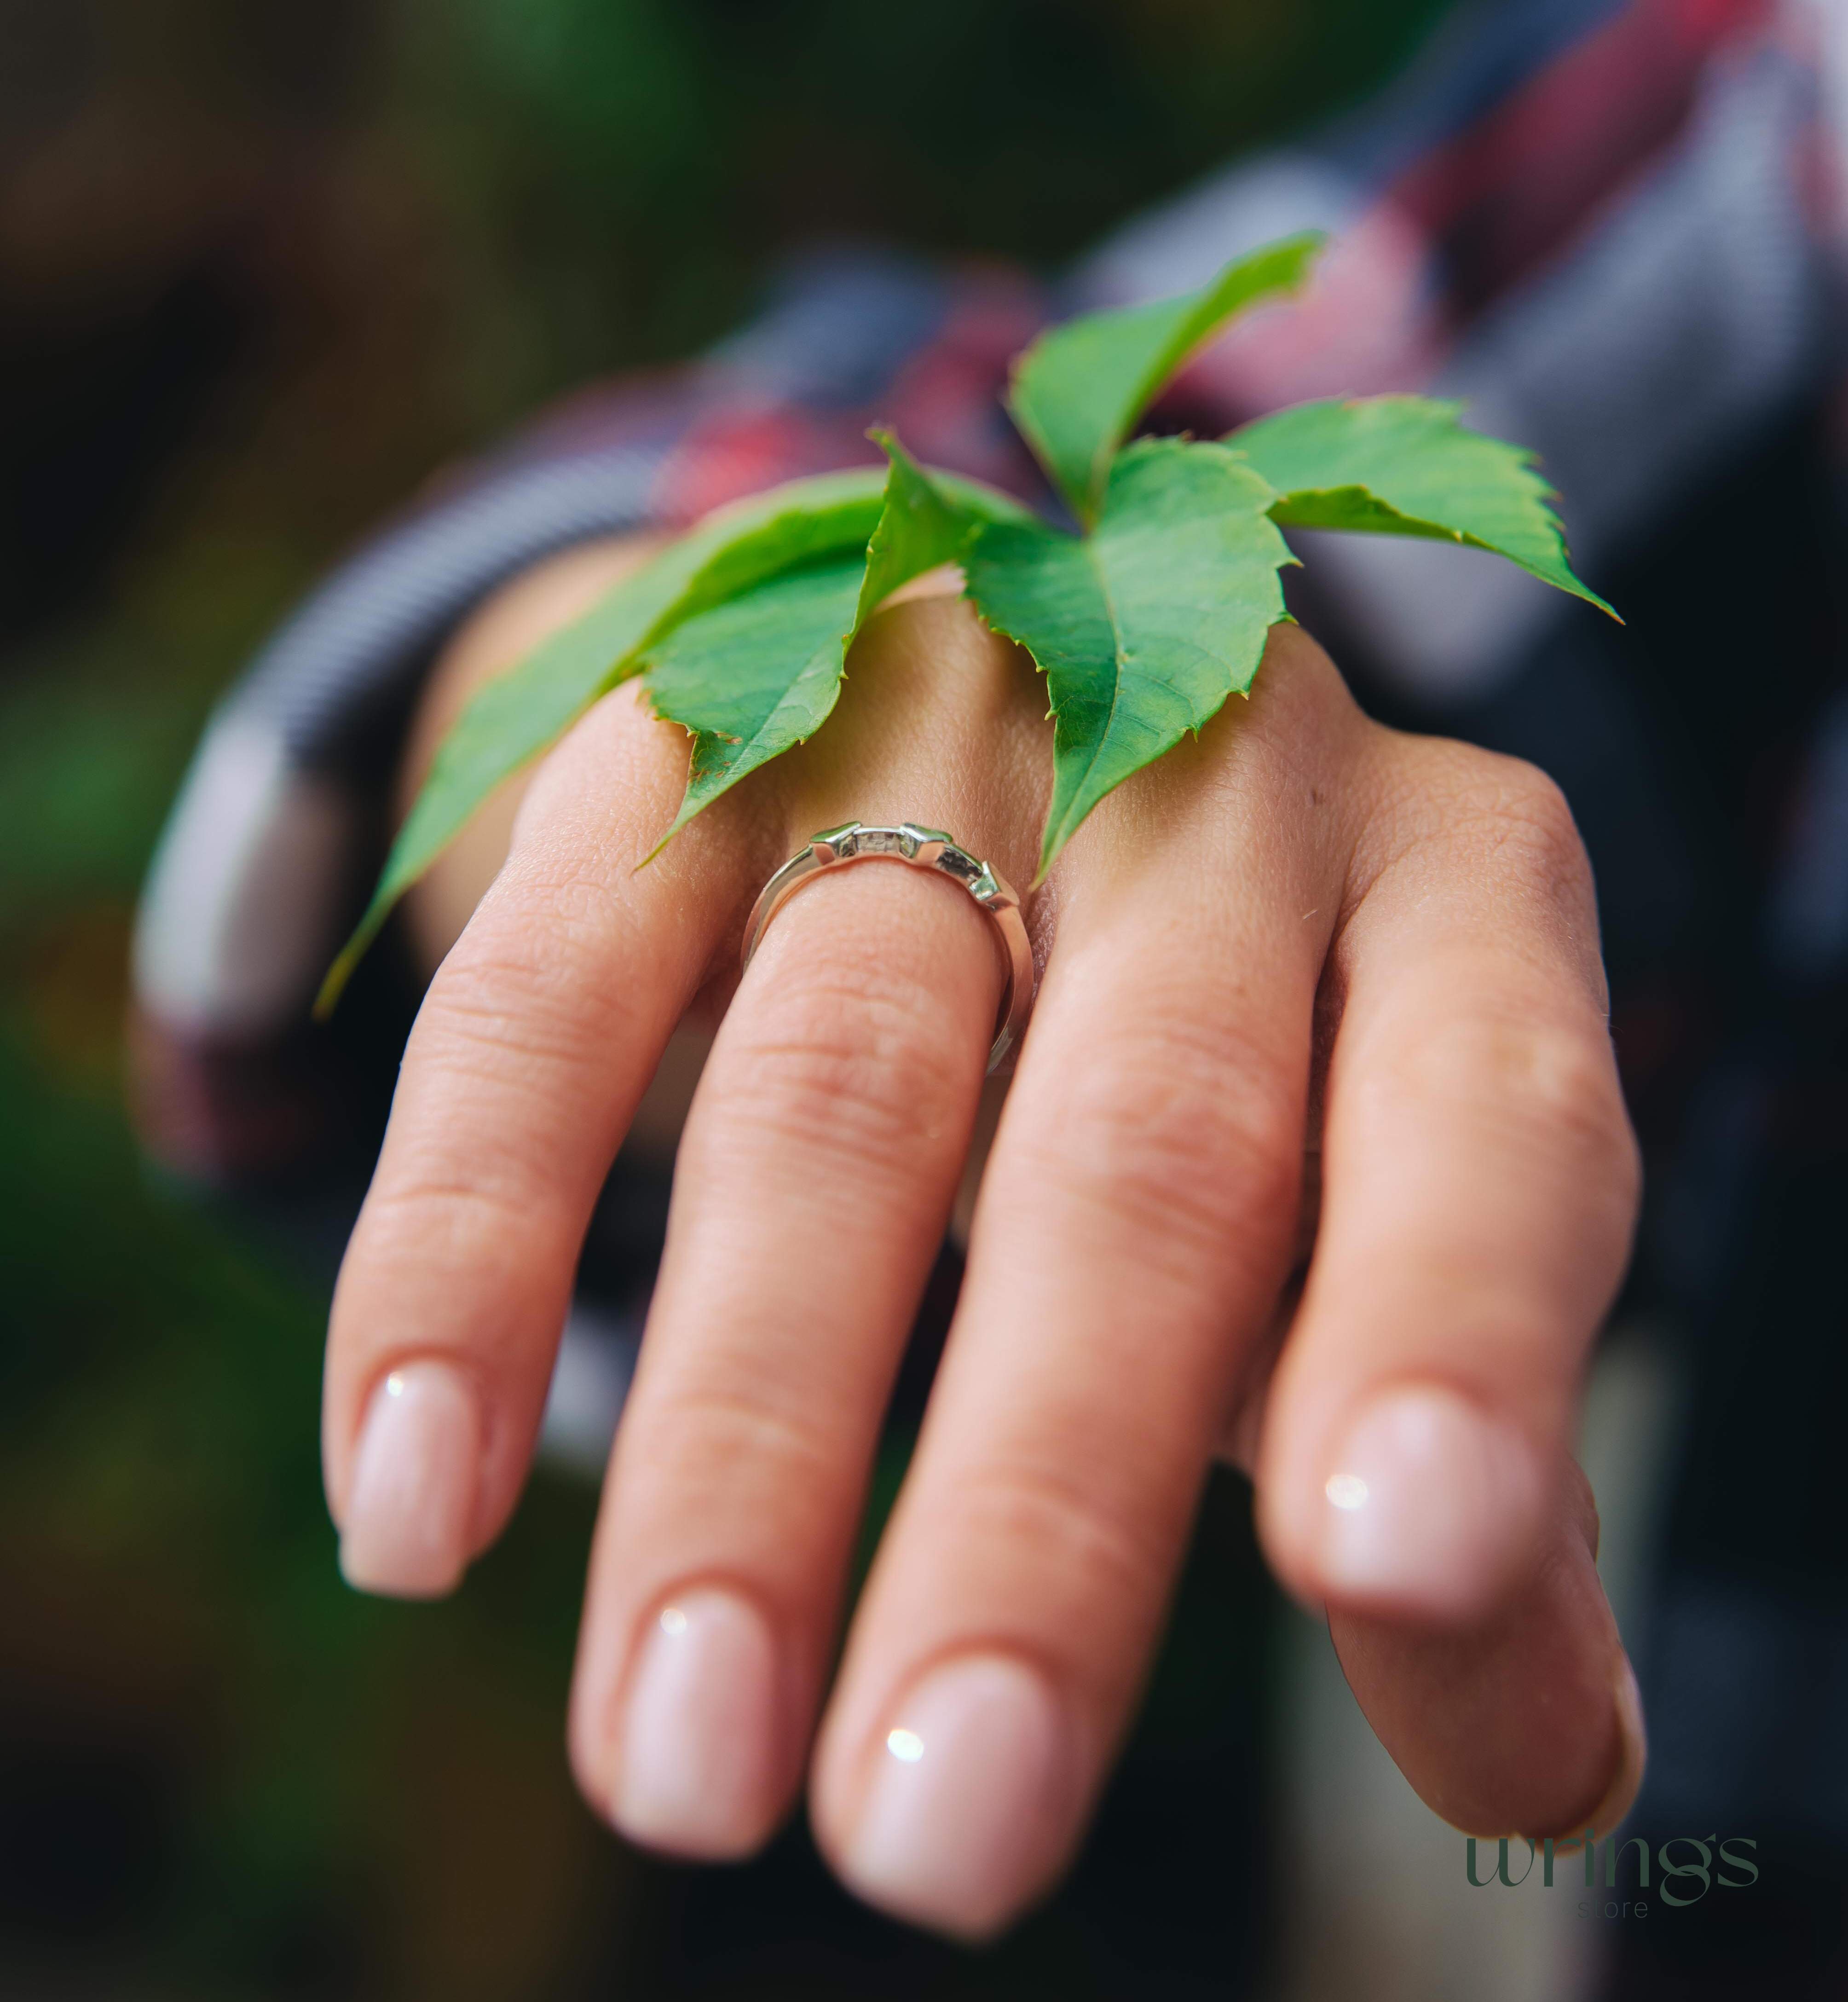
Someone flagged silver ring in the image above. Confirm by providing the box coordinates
[741,822,1035,1073]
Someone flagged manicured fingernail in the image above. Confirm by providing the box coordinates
[611,1590,780,1858]
[1582,1653,1648,1834]
[1317,1384,1543,1619]
[839,1655,1070,1941]
[339,1361,479,1598]
[1520,1651,1649,1846]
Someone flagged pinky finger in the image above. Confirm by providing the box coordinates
[1326,1457,1646,1840]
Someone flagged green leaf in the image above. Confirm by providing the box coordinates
[858,429,1030,623]
[662,468,895,619]
[641,436,1032,855]
[964,437,1294,878]
[1228,395,1618,619]
[1006,232,1324,527]
[642,557,867,851]
[316,468,890,1014]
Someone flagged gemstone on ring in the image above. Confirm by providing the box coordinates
[741,821,1036,1073]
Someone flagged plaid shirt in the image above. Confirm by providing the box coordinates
[131,0,1848,1840]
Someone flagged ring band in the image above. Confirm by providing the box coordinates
[741,822,1035,1073]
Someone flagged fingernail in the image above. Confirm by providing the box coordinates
[611,1590,780,1858]
[1579,1653,1648,1834]
[839,1655,1070,1941]
[339,1361,479,1598]
[1317,1384,1543,1619]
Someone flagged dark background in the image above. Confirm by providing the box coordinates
[1,1,1447,1993]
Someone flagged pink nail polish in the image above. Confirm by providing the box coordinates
[1318,1384,1543,1619]
[612,1590,781,1858]
[839,1655,1070,1940]
[339,1361,479,1598]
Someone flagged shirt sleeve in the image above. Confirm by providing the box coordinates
[131,0,1848,1183]
[128,247,1044,1186]
[1076,0,1848,707]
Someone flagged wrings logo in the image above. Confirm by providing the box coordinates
[1466,1830,1759,1916]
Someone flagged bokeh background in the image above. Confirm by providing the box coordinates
[0,1,1454,1995]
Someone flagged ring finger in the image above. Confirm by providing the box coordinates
[566,594,1048,1855]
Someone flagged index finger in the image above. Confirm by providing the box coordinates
[322,679,759,1595]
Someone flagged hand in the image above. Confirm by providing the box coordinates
[322,547,1644,1939]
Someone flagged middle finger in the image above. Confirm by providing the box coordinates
[809,625,1361,1937]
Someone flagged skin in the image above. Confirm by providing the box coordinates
[323,537,1645,1939]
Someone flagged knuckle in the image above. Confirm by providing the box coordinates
[647,1377,844,1494]
[943,1454,1173,1623]
[1448,750,1592,900]
[1026,1018,1301,1259]
[386,936,643,1212]
[417,963,580,1080]
[626,1377,862,1556]
[1373,740,1595,914]
[1398,1010,1636,1186]
[509,679,682,850]
[422,888,634,1073]
[717,959,975,1174]
[356,1174,576,1306]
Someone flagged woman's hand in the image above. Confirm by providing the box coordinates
[321,548,1644,1939]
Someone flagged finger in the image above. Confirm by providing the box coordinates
[566,596,1046,1860]
[397,535,670,975]
[323,679,756,1597]
[1326,1457,1646,1841]
[1255,736,1641,1626]
[808,626,1359,1939]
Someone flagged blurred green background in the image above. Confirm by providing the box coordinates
[0,0,1445,1992]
